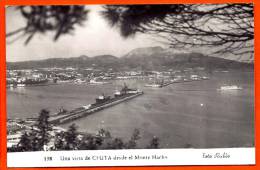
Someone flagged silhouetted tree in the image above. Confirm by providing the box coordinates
[36,109,52,150]
[147,136,160,149]
[7,4,254,57]
[108,138,125,149]
[15,126,40,151]
[30,128,40,151]
[6,6,89,44]
[79,134,103,150]
[64,123,79,150]
[102,4,254,57]
[54,131,66,150]
[126,128,141,149]
[18,132,32,151]
[9,124,161,151]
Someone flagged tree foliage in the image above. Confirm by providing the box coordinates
[8,108,158,152]
[102,4,254,56]
[7,4,253,56]
[10,109,52,152]
[36,109,52,150]
[125,128,141,149]
[9,117,159,152]
[146,136,160,149]
[18,132,32,151]
[7,6,89,44]
[54,131,66,150]
[64,123,79,150]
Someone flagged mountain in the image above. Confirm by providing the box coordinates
[121,46,253,71]
[7,46,253,71]
[7,55,120,70]
[123,46,165,58]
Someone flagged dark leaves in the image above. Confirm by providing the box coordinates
[101,4,254,56]
[101,5,187,37]
[12,6,89,44]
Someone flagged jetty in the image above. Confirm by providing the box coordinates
[49,85,143,125]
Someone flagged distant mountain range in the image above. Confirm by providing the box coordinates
[7,46,254,71]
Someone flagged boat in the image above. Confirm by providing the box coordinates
[145,78,175,88]
[145,78,164,88]
[144,84,162,88]
[23,78,48,85]
[57,80,72,83]
[202,76,210,80]
[74,79,86,84]
[190,75,201,81]
[17,84,26,87]
[219,85,242,90]
[88,79,111,85]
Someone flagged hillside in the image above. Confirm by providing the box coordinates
[120,46,253,71]
[7,55,121,70]
[7,46,254,71]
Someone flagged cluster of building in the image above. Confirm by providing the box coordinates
[7,69,48,87]
[7,66,210,87]
[7,118,66,150]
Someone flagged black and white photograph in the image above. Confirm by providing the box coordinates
[6,4,255,167]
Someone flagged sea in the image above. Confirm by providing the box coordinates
[7,70,255,148]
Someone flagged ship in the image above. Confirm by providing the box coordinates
[15,78,49,87]
[144,78,164,88]
[23,78,48,85]
[218,85,243,90]
[144,83,162,88]
[49,84,143,124]
[145,78,175,88]
[74,78,86,84]
[16,84,26,87]
[88,79,111,85]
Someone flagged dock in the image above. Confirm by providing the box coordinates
[49,92,143,125]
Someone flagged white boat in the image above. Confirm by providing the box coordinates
[190,75,201,80]
[89,79,110,85]
[57,80,72,83]
[202,76,210,80]
[74,79,86,84]
[219,85,242,90]
[144,84,162,88]
[17,84,26,87]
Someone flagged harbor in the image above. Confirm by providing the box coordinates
[7,70,254,148]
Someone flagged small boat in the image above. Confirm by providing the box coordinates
[202,76,210,80]
[17,84,26,87]
[190,75,201,81]
[144,84,162,88]
[74,79,86,84]
[88,79,111,85]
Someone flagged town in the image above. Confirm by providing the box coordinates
[6,66,210,88]
[7,66,211,150]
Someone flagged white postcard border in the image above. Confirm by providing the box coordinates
[7,148,255,167]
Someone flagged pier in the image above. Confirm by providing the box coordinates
[49,91,143,125]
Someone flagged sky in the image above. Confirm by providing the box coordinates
[6,5,254,63]
[6,6,163,62]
